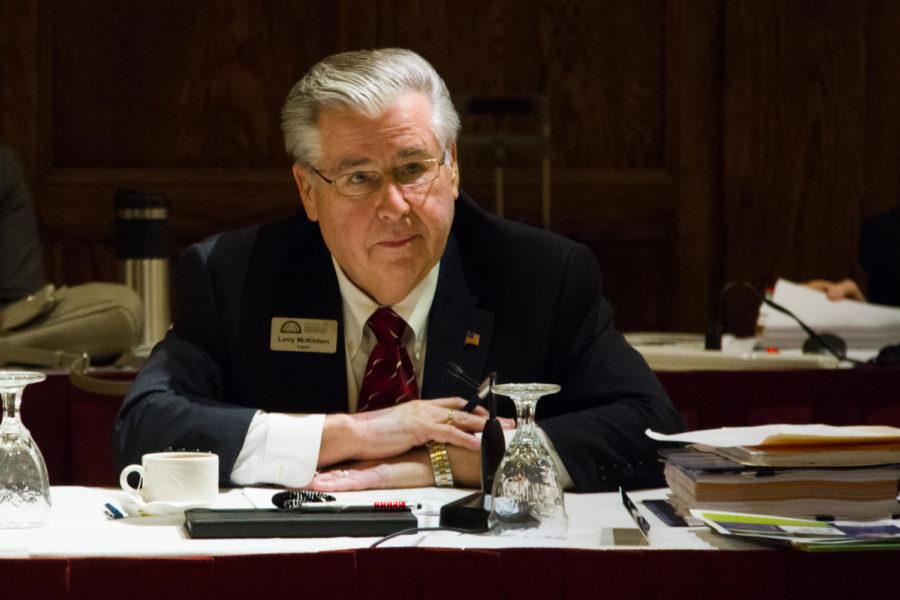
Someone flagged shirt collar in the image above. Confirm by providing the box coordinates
[332,257,440,360]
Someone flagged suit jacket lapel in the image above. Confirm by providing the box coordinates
[423,232,495,400]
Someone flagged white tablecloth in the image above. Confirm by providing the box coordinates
[0,486,757,558]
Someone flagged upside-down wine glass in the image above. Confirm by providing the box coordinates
[0,370,51,528]
[488,383,568,538]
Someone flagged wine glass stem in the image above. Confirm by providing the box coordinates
[515,398,535,433]
[1,389,22,432]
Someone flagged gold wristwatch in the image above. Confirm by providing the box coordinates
[426,441,454,487]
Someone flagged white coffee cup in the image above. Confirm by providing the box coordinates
[119,451,219,504]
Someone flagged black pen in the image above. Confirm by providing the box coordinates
[620,488,651,540]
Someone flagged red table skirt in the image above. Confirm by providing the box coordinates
[4,548,900,600]
[18,367,900,487]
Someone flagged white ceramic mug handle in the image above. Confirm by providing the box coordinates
[119,464,144,495]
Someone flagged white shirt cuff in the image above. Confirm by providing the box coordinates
[230,411,326,487]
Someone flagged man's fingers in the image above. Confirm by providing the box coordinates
[310,457,433,491]
[428,397,471,409]
[310,467,380,492]
[431,424,481,450]
[442,408,488,432]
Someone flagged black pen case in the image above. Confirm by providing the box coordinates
[183,508,417,539]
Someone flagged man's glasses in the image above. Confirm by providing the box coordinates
[310,149,450,198]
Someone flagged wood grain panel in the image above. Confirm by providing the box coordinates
[53,2,289,167]
[724,1,866,292]
[0,0,41,175]
[388,0,665,169]
[50,1,386,168]
[863,0,900,222]
[669,0,722,332]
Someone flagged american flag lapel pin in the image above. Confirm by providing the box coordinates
[464,330,481,347]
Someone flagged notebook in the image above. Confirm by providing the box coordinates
[183,508,417,539]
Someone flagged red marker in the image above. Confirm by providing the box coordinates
[288,501,422,513]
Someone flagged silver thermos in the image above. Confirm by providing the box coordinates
[114,188,172,357]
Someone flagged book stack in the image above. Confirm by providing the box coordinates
[663,447,900,520]
[647,424,900,521]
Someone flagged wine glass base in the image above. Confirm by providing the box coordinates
[0,515,49,529]
[0,508,50,529]
[489,517,569,539]
[0,499,51,529]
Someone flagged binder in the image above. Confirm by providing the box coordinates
[183,508,417,539]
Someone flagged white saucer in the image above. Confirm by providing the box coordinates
[116,493,212,517]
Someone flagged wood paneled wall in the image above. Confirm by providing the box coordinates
[724,1,898,292]
[1,1,897,333]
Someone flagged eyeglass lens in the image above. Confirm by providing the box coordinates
[333,151,447,197]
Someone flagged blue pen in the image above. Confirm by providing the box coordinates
[104,502,124,519]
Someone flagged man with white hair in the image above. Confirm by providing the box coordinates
[114,48,683,493]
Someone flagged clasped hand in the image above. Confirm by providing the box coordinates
[311,397,514,491]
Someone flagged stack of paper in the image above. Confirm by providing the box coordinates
[702,440,900,468]
[648,425,900,521]
[662,447,900,520]
[757,279,900,351]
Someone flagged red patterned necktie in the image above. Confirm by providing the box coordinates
[357,307,419,412]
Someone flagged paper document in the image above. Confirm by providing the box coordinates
[758,279,900,351]
[646,424,900,447]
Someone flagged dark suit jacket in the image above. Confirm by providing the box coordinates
[113,191,684,491]
[859,206,900,307]
[0,147,45,308]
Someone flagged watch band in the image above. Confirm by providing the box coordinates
[427,441,454,488]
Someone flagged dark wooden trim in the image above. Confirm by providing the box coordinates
[671,0,723,331]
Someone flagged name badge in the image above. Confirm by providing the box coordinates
[270,317,338,354]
